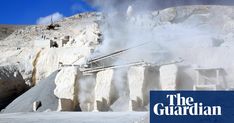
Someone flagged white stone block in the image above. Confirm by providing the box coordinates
[54,67,81,111]
[128,66,159,111]
[159,64,178,90]
[94,69,117,111]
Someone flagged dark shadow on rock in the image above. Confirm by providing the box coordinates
[2,71,59,113]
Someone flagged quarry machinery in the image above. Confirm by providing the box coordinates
[46,16,61,30]
[60,42,184,75]
[86,42,150,64]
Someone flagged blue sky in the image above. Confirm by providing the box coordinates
[1,0,234,25]
[0,0,96,25]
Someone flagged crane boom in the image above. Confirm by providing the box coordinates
[87,42,149,64]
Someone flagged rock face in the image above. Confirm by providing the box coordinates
[0,65,28,110]
[3,71,59,113]
[34,47,92,84]
[72,23,102,48]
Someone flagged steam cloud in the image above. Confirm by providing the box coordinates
[36,12,64,25]
[78,76,96,108]
[79,0,233,104]
[86,0,234,10]
[89,0,217,65]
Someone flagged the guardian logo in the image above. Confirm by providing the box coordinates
[150,91,234,123]
[153,93,222,116]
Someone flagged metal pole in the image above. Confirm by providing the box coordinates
[88,42,150,64]
[82,61,146,74]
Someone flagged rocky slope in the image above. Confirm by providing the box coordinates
[0,12,102,111]
[0,12,102,48]
[0,25,26,41]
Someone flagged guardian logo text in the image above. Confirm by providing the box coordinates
[153,93,222,116]
[150,91,234,123]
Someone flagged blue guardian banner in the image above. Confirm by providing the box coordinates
[150,91,234,123]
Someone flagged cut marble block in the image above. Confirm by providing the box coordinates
[94,69,117,111]
[128,66,159,111]
[54,67,81,111]
[159,64,178,90]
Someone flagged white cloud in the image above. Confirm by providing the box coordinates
[36,12,64,25]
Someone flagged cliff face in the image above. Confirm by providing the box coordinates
[0,12,102,111]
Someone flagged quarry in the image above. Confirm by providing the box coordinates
[0,4,234,123]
